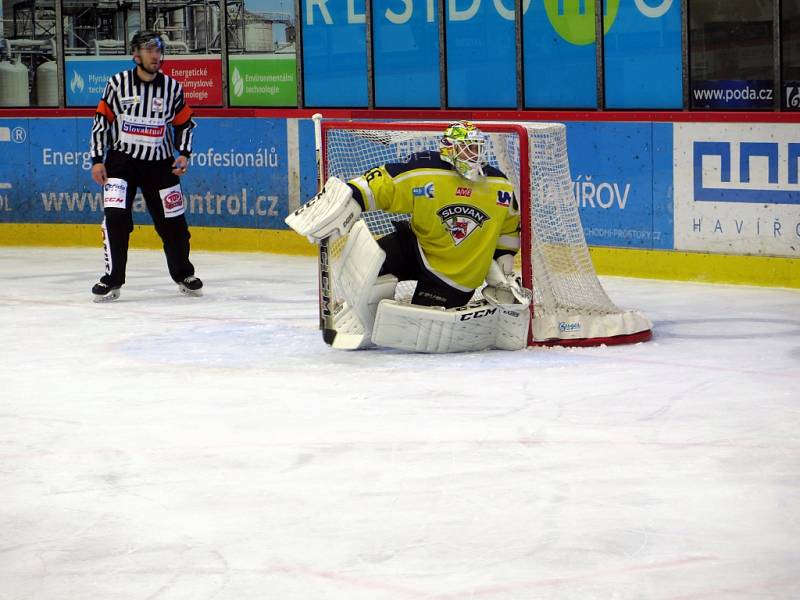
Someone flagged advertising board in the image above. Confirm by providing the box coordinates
[0,118,318,230]
[674,122,800,257]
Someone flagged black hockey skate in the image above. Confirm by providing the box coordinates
[92,282,121,303]
[178,276,203,297]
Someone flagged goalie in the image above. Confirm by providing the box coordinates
[286,120,532,353]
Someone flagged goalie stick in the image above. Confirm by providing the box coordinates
[313,114,337,345]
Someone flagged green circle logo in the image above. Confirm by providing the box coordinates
[544,0,620,46]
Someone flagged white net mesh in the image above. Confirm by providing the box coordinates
[320,120,651,345]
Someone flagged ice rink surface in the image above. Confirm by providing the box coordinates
[1,247,799,600]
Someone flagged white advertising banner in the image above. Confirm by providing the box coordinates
[674,122,800,257]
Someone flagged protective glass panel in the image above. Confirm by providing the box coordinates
[523,0,598,109]
[373,1,439,108]
[689,0,774,110]
[445,1,515,108]
[60,2,140,107]
[146,2,224,106]
[782,0,800,110]
[226,0,297,106]
[301,0,367,107]
[603,0,682,109]
[1,0,59,107]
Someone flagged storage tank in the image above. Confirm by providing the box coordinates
[191,4,220,51]
[0,60,30,106]
[36,60,58,106]
[244,18,274,52]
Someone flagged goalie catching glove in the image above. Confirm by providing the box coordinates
[285,177,362,242]
[482,254,531,307]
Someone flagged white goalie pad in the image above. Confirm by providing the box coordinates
[372,299,528,353]
[481,257,533,350]
[285,177,362,242]
[330,220,397,350]
[491,302,531,351]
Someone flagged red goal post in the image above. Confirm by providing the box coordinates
[316,118,652,347]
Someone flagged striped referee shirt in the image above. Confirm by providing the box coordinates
[90,69,196,163]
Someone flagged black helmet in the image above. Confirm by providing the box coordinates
[130,30,164,52]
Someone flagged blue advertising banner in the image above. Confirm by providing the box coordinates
[0,118,94,224]
[65,57,131,106]
[566,121,672,249]
[301,0,368,107]
[373,1,440,108]
[1,116,672,251]
[603,0,682,109]
[297,117,319,205]
[651,122,674,249]
[691,80,774,110]
[446,0,516,108]
[0,120,35,222]
[0,117,315,230]
[183,118,290,229]
[523,0,598,108]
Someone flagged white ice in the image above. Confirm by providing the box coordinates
[1,247,799,600]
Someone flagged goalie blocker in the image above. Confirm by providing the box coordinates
[285,177,361,242]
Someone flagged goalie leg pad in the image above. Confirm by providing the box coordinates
[332,275,397,350]
[330,220,397,350]
[285,177,362,242]
[493,304,531,350]
[481,278,532,350]
[372,300,500,353]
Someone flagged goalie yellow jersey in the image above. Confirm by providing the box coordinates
[347,151,520,291]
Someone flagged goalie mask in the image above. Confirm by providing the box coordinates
[440,120,487,181]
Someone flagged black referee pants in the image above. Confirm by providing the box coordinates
[99,150,195,287]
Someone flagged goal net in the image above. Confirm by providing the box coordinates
[318,119,652,347]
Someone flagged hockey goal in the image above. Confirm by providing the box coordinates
[315,117,652,347]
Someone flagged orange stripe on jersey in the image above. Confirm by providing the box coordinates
[173,105,193,126]
[96,100,115,122]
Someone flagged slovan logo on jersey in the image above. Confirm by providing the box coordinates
[437,204,489,245]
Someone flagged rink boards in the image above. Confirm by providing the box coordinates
[0,116,797,287]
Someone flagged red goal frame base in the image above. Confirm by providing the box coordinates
[532,329,653,348]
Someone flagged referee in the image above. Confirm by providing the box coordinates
[89,30,202,302]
